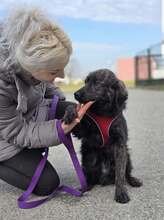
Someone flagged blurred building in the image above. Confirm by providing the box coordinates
[116,57,135,81]
[117,1,164,84]
[116,42,164,86]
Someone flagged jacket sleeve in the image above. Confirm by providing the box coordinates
[44,82,66,100]
[0,94,61,149]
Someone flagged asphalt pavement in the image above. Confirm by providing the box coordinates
[0,89,164,220]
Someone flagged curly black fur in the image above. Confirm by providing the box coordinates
[63,69,142,204]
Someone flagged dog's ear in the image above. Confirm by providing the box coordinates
[113,80,128,108]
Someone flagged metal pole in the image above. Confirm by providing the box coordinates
[135,56,139,85]
[147,49,152,80]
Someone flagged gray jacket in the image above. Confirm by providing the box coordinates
[0,65,65,161]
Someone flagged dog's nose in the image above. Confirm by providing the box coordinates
[74,91,81,100]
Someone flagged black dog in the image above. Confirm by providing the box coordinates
[63,69,142,203]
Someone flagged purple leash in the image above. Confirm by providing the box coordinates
[18,95,87,209]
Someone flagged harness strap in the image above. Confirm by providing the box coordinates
[18,95,87,209]
[86,112,118,147]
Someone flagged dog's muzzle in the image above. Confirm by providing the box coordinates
[74,91,81,101]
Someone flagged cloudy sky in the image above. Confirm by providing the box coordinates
[0,0,162,78]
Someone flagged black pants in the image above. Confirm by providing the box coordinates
[0,100,75,196]
[0,148,60,196]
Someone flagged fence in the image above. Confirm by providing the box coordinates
[135,42,164,86]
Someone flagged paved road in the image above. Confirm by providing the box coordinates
[0,89,164,220]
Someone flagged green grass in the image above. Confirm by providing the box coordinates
[124,81,164,90]
[136,84,164,90]
[57,80,136,93]
[57,81,84,93]
[124,80,135,88]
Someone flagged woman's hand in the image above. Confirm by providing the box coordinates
[61,101,94,134]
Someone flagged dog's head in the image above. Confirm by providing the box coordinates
[74,69,128,116]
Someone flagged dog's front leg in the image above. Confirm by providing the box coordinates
[114,144,130,203]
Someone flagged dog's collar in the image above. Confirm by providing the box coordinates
[86,111,119,147]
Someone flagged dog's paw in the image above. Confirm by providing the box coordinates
[86,184,94,191]
[62,104,78,124]
[79,184,94,192]
[115,187,130,204]
[127,176,143,187]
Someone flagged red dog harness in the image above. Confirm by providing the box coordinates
[86,112,118,147]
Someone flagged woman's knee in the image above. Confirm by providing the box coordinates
[34,162,60,196]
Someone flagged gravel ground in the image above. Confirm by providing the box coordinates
[0,89,164,220]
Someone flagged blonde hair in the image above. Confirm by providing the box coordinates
[1,7,72,74]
